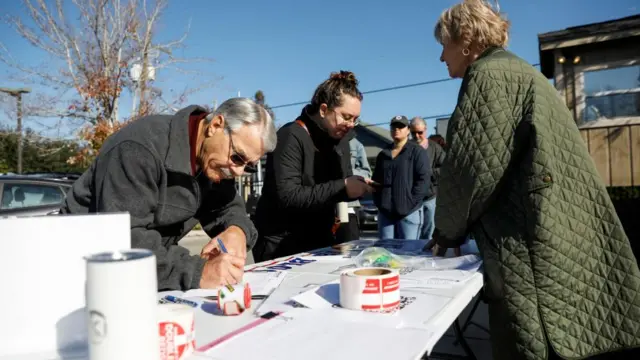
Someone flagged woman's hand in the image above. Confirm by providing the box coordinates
[423,230,462,257]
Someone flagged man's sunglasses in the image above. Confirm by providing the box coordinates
[228,130,259,173]
[411,130,424,135]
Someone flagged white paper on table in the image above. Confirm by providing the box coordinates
[183,271,287,298]
[291,279,340,309]
[424,254,482,271]
[329,262,358,274]
[201,308,431,360]
[400,269,477,289]
[393,290,452,330]
[290,278,456,329]
[0,350,89,360]
[253,273,339,315]
[290,268,476,309]
[458,259,482,272]
[247,255,355,274]
[298,255,347,262]
[0,213,131,358]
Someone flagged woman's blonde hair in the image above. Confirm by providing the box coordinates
[434,0,510,49]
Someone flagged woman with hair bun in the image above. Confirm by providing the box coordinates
[253,70,374,261]
[427,1,640,359]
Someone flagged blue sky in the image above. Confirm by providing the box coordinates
[0,0,638,137]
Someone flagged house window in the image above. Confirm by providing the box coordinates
[583,65,640,122]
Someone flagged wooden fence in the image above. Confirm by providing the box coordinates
[580,123,640,187]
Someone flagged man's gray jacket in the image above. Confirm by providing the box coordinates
[425,139,445,200]
[348,138,371,208]
[60,105,257,291]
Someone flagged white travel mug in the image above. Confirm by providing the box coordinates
[85,249,159,360]
[337,202,349,223]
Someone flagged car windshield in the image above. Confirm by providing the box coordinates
[1,183,65,210]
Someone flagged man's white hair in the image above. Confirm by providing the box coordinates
[205,97,277,152]
[410,116,426,127]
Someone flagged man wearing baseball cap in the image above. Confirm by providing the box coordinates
[371,115,432,239]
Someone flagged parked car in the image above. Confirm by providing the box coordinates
[20,172,82,181]
[0,175,74,217]
[357,193,378,228]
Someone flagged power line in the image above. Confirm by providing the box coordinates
[360,113,452,129]
[270,63,541,111]
[270,78,454,110]
[360,63,543,129]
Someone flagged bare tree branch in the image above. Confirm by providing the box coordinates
[1,0,217,134]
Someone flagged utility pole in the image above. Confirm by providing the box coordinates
[0,87,31,174]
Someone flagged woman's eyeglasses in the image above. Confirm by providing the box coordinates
[336,112,360,127]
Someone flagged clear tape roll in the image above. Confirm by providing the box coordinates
[218,283,252,316]
[158,303,196,360]
[339,267,401,312]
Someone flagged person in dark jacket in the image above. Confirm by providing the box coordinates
[428,134,446,149]
[410,116,445,240]
[253,71,373,261]
[372,115,431,240]
[60,98,277,291]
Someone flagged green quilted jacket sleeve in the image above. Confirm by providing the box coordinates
[435,64,527,247]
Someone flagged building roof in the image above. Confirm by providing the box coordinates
[354,122,392,161]
[358,121,392,143]
[578,116,640,129]
[538,14,640,78]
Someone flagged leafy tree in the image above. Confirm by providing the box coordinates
[0,127,85,174]
[1,0,217,166]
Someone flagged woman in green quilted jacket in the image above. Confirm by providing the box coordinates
[427,1,640,359]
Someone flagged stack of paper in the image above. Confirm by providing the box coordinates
[401,268,477,289]
[425,254,482,271]
[253,273,339,315]
[181,271,288,298]
[193,250,486,360]
[199,308,431,360]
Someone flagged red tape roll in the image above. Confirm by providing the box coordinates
[339,268,401,313]
[217,283,252,316]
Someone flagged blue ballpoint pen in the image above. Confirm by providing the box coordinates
[217,237,228,254]
[216,238,237,292]
[163,295,198,308]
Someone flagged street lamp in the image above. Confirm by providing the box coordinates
[130,63,156,114]
[0,87,31,174]
[130,51,158,115]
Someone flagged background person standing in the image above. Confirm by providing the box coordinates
[339,137,372,242]
[372,115,431,240]
[410,116,445,241]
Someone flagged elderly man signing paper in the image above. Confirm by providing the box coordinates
[60,98,277,291]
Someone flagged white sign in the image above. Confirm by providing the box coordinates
[0,213,131,358]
